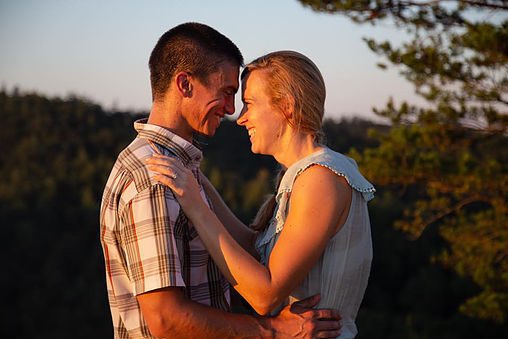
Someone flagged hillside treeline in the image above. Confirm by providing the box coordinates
[1,89,506,338]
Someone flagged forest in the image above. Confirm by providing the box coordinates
[2,1,507,337]
[1,88,506,338]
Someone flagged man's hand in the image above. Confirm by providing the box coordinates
[270,294,341,338]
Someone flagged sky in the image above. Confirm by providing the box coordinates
[0,0,425,121]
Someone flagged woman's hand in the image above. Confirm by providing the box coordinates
[146,154,205,214]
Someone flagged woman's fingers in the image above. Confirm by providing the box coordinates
[148,154,186,171]
[145,155,189,179]
[147,164,178,179]
[145,155,203,212]
[153,174,176,188]
[145,157,176,169]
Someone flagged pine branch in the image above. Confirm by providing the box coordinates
[418,194,491,230]
[400,0,508,11]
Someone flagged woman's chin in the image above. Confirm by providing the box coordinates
[250,144,262,155]
[250,146,270,156]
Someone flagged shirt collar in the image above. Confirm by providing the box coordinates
[134,118,203,168]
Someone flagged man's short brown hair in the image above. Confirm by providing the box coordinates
[149,22,243,102]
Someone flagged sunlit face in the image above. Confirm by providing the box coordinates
[185,61,239,137]
[237,70,288,155]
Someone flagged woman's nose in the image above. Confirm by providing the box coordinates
[236,107,247,126]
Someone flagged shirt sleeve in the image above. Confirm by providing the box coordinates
[119,183,185,295]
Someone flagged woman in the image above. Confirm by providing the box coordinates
[147,51,375,338]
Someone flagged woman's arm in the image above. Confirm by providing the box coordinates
[199,171,258,255]
[147,156,351,315]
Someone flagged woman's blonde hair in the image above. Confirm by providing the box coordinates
[245,51,327,231]
[241,50,326,143]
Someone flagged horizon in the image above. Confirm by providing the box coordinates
[1,0,427,122]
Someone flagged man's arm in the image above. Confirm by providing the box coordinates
[137,287,341,338]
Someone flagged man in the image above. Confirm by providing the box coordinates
[100,22,341,338]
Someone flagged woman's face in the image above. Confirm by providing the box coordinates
[237,70,288,155]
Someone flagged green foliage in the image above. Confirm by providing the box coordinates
[0,89,141,338]
[3,88,507,337]
[299,0,508,325]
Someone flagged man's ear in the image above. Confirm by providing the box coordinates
[175,72,193,98]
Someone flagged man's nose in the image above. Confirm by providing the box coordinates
[225,96,235,115]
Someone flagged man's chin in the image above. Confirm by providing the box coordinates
[203,128,217,137]
[193,128,217,139]
[194,121,221,138]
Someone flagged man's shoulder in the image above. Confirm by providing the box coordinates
[116,137,155,191]
[105,138,166,204]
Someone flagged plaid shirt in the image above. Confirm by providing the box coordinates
[100,119,230,338]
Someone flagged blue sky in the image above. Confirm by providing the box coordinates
[0,0,424,121]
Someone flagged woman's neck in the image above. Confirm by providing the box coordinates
[273,132,323,169]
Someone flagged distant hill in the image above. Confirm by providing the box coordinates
[2,89,504,338]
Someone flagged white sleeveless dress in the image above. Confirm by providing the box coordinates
[256,147,375,338]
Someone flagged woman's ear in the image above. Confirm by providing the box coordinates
[282,95,295,120]
[175,72,193,98]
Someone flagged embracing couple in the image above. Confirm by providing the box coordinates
[100,22,375,338]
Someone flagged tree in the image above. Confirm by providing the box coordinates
[0,89,142,338]
[298,0,508,322]
[5,87,503,337]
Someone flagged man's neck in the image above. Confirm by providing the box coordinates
[148,100,193,142]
